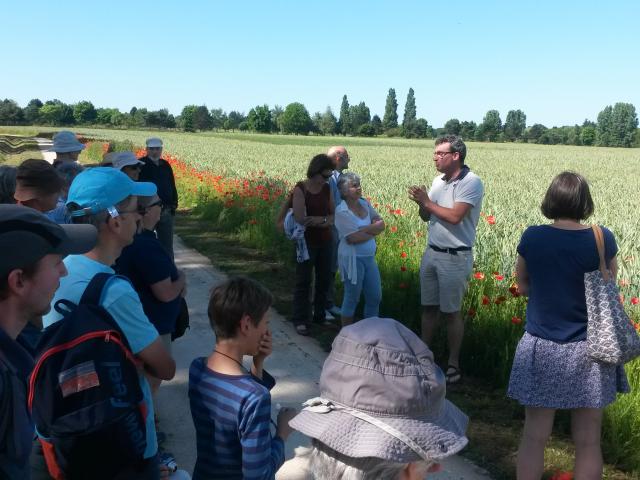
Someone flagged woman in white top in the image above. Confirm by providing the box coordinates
[334,172,385,326]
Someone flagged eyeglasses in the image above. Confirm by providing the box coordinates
[433,151,453,158]
[136,200,163,215]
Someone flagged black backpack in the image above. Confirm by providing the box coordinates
[28,273,147,480]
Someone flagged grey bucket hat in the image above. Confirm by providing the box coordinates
[290,317,468,462]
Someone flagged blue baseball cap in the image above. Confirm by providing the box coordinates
[67,167,157,217]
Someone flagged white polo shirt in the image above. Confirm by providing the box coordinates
[427,166,484,249]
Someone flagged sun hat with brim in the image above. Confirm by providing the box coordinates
[66,167,156,217]
[289,317,469,462]
[48,131,86,153]
[145,137,163,148]
[0,204,97,277]
[111,151,144,171]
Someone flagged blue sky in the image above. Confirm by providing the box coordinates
[1,0,638,127]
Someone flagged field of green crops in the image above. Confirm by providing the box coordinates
[4,125,640,472]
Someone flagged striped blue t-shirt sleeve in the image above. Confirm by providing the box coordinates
[239,390,285,480]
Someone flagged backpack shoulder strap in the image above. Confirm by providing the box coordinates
[79,273,132,307]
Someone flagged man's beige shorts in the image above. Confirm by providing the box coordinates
[419,248,473,313]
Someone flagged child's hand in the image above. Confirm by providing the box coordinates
[251,330,272,379]
[276,407,298,441]
[255,330,273,362]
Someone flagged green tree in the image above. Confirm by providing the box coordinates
[247,104,272,133]
[479,109,502,141]
[349,101,371,133]
[73,101,97,124]
[413,118,430,138]
[192,105,213,130]
[0,99,24,125]
[311,112,323,134]
[210,108,226,130]
[358,124,375,137]
[580,120,597,146]
[23,99,42,124]
[596,106,613,146]
[270,105,284,133]
[382,88,398,130]
[338,95,351,136]
[371,115,383,135]
[526,124,548,143]
[443,118,461,135]
[320,107,337,135]
[280,102,312,135]
[459,121,477,140]
[179,105,197,132]
[39,99,74,125]
[402,88,417,132]
[503,109,526,141]
[607,102,638,147]
[227,111,245,131]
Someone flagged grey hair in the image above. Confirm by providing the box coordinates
[308,440,433,480]
[337,172,361,196]
[435,134,467,163]
[68,195,134,230]
[0,165,17,204]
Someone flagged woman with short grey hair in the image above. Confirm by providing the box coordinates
[276,318,468,479]
[334,172,384,326]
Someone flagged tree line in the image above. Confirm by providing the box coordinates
[0,91,637,147]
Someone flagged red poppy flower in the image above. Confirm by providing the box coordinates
[495,296,507,305]
[486,215,496,225]
[395,209,404,215]
[482,296,490,305]
[390,226,398,233]
[511,316,522,325]
[473,272,485,280]
[549,472,573,480]
[467,308,476,317]
[631,297,639,305]
[400,252,408,259]
[493,273,504,281]
[509,284,520,297]
[400,266,407,272]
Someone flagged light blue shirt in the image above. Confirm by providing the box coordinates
[43,254,159,458]
[329,170,342,206]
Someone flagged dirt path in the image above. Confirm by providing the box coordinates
[161,236,492,479]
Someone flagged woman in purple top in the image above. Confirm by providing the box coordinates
[508,172,629,479]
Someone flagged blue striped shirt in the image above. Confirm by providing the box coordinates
[189,357,285,480]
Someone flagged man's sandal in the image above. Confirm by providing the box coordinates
[296,324,310,336]
[445,365,462,384]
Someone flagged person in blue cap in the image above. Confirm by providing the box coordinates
[0,204,97,479]
[39,167,177,478]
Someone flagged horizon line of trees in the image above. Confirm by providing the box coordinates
[0,92,638,148]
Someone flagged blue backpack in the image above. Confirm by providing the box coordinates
[28,273,147,479]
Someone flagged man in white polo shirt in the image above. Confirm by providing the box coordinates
[408,135,483,384]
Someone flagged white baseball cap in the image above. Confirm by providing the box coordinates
[111,151,144,170]
[146,137,163,148]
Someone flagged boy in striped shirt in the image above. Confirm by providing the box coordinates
[189,277,297,480]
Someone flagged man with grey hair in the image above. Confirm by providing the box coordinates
[139,137,178,259]
[276,317,468,479]
[408,135,484,385]
[325,146,351,320]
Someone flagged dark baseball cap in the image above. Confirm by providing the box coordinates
[0,205,98,278]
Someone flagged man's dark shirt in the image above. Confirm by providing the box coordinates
[138,156,178,212]
[0,327,35,479]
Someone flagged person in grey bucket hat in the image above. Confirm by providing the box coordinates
[277,317,468,480]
